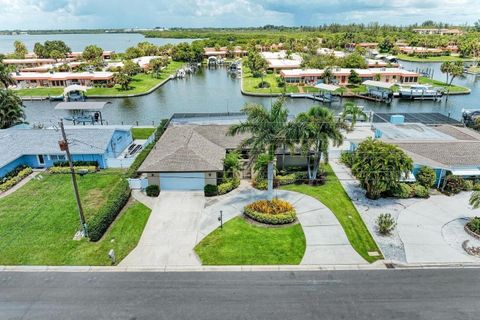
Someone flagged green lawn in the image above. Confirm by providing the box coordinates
[195,217,306,265]
[397,54,474,62]
[131,127,156,140]
[14,61,183,97]
[419,76,470,93]
[281,165,382,263]
[0,170,151,265]
[242,66,299,94]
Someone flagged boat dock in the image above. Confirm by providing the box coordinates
[289,93,332,103]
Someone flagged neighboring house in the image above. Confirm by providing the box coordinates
[351,118,480,186]
[0,126,134,178]
[10,72,115,88]
[260,51,303,72]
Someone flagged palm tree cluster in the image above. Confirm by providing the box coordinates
[0,61,26,129]
[228,98,345,198]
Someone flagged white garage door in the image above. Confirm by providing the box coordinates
[160,172,205,190]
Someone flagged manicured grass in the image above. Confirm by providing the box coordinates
[0,170,151,265]
[242,66,299,94]
[195,217,306,265]
[281,165,382,263]
[15,87,63,97]
[419,76,470,93]
[14,61,183,97]
[397,54,474,62]
[131,127,156,140]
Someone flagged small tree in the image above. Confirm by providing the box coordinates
[351,138,413,199]
[348,70,362,85]
[113,72,132,90]
[122,59,142,76]
[82,45,104,61]
[470,191,480,209]
[415,166,436,188]
[246,50,268,78]
[149,57,169,78]
[224,151,241,180]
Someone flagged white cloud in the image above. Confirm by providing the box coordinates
[0,0,478,29]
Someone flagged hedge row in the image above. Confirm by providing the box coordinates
[0,167,33,192]
[48,166,98,174]
[244,206,297,225]
[88,178,131,242]
[53,161,99,167]
[204,178,240,197]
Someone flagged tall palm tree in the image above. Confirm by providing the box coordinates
[341,102,367,130]
[0,89,25,129]
[470,191,480,209]
[228,98,289,199]
[290,106,343,183]
[0,62,15,89]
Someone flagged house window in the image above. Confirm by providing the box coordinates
[50,155,66,161]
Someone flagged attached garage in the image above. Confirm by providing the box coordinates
[159,172,205,191]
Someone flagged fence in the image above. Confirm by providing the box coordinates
[127,178,148,190]
[106,157,136,168]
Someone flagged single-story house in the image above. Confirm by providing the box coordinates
[280,68,419,85]
[354,119,480,186]
[10,71,115,88]
[260,51,303,71]
[0,126,134,178]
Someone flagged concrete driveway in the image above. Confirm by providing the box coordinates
[120,191,204,267]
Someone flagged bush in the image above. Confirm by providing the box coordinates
[204,184,218,197]
[411,184,429,198]
[416,166,436,188]
[339,151,355,168]
[146,184,160,197]
[1,165,29,183]
[48,166,97,174]
[474,183,480,191]
[244,199,297,225]
[88,179,130,241]
[277,173,296,186]
[467,217,480,234]
[257,81,270,88]
[53,161,98,167]
[463,180,474,191]
[0,167,33,192]
[252,178,268,190]
[376,213,396,235]
[442,175,465,195]
[391,183,413,198]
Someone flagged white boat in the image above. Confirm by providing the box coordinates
[399,84,442,99]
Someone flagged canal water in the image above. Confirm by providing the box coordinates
[22,61,480,126]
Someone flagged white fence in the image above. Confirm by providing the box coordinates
[128,178,148,190]
[106,157,136,168]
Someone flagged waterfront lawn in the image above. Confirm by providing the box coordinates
[132,127,156,140]
[281,165,382,263]
[0,169,150,265]
[195,217,306,265]
[242,67,299,94]
[15,87,63,97]
[397,54,474,62]
[419,77,470,94]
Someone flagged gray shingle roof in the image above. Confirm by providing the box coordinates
[138,124,248,172]
[0,127,118,168]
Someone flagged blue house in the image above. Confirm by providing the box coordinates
[0,126,134,178]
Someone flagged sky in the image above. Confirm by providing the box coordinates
[0,0,479,29]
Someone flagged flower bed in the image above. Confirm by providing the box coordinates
[465,217,480,240]
[244,199,297,225]
[0,166,33,192]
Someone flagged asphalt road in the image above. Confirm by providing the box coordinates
[0,269,479,320]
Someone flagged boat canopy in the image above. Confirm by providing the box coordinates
[55,101,111,110]
[63,85,88,95]
[363,80,395,89]
[314,83,340,91]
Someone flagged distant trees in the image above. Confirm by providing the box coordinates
[13,41,28,58]
[440,61,464,86]
[0,90,25,129]
[379,39,394,53]
[82,45,103,61]
[122,60,142,76]
[171,42,203,62]
[340,52,367,69]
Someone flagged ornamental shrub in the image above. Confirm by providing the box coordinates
[415,166,436,188]
[244,199,297,225]
[411,184,429,198]
[88,179,130,242]
[146,184,160,197]
[218,181,233,195]
[48,166,97,174]
[391,183,413,198]
[467,217,480,234]
[53,161,98,167]
[473,183,480,191]
[339,151,355,168]
[204,184,218,197]
[376,213,396,235]
[0,167,33,192]
[277,173,296,186]
[463,180,474,191]
[442,175,465,195]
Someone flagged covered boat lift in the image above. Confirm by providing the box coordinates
[55,101,111,125]
[362,80,395,103]
[63,85,88,102]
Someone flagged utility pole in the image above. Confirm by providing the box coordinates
[59,120,88,238]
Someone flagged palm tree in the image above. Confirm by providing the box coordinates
[470,191,480,209]
[341,102,367,130]
[0,90,25,129]
[228,98,290,199]
[290,106,343,183]
[0,62,15,89]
